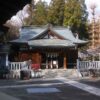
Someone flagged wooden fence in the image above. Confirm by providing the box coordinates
[77,59,100,77]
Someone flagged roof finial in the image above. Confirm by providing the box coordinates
[75,32,79,39]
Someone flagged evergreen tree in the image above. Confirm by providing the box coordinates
[47,0,65,26]
[31,0,48,25]
[63,0,88,38]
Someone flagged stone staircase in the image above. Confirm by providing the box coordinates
[41,69,82,78]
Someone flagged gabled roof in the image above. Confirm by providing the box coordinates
[10,25,88,46]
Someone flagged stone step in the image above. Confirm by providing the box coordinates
[41,69,81,78]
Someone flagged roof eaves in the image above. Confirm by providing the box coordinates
[9,39,28,44]
[74,39,89,44]
[28,39,75,47]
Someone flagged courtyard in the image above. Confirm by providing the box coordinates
[0,77,100,100]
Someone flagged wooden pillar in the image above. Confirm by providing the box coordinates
[46,57,48,69]
[55,60,58,69]
[6,53,8,67]
[50,59,53,69]
[63,55,67,69]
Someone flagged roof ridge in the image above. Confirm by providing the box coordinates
[22,25,48,29]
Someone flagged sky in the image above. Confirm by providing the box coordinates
[85,0,100,19]
[35,0,100,20]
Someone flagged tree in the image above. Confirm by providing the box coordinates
[47,0,65,26]
[31,0,48,25]
[63,0,88,38]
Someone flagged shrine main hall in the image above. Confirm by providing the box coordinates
[9,25,87,69]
